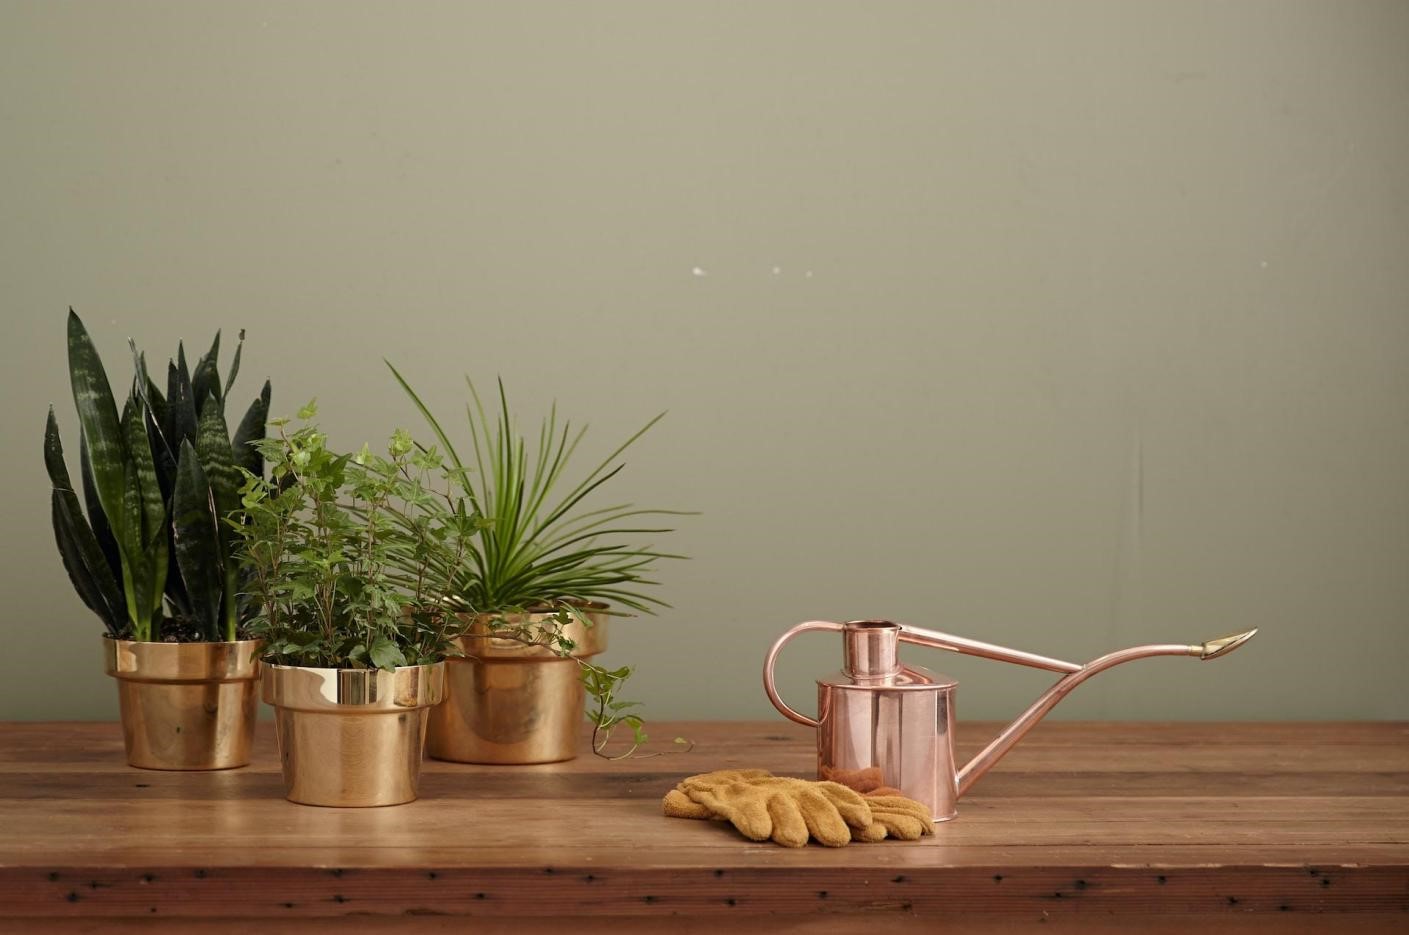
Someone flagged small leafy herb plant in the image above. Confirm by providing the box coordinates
[235,404,478,670]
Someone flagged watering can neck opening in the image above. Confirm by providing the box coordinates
[840,620,903,679]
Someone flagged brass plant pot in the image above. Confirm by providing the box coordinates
[102,636,262,771]
[262,662,445,807]
[427,604,608,765]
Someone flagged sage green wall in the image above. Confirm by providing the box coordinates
[2,1,1406,725]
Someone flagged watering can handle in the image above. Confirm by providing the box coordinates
[763,620,845,728]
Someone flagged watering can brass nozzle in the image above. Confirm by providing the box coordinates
[1192,628,1258,660]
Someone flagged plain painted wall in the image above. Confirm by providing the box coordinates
[2,1,1406,726]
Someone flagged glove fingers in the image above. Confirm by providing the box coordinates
[854,821,889,843]
[872,813,928,840]
[794,787,852,847]
[868,795,936,831]
[663,788,713,820]
[815,781,877,832]
[867,795,936,839]
[689,786,775,843]
[767,791,811,848]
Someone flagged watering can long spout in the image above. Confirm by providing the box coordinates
[892,625,1260,796]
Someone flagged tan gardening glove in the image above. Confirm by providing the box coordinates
[665,770,885,847]
[662,769,771,821]
[864,791,935,840]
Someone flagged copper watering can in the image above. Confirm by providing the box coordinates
[763,620,1257,821]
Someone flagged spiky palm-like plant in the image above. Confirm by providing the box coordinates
[387,362,691,755]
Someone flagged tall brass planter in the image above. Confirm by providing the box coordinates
[102,637,262,771]
[427,605,608,764]
[262,662,445,807]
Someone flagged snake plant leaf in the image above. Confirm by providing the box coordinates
[122,393,166,549]
[46,407,126,633]
[196,401,242,638]
[231,379,270,478]
[129,344,177,498]
[165,358,198,454]
[51,489,125,635]
[172,440,223,641]
[192,330,221,416]
[43,406,73,490]
[163,536,192,619]
[117,454,148,635]
[122,394,168,623]
[195,401,241,532]
[222,330,244,404]
[79,432,122,583]
[65,310,127,544]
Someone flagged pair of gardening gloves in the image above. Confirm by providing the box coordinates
[662,769,934,848]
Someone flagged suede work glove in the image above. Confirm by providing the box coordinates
[662,768,771,821]
[662,769,934,847]
[864,791,935,841]
[680,771,879,847]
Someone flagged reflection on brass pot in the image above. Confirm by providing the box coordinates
[428,605,608,764]
[262,663,445,807]
[102,636,262,771]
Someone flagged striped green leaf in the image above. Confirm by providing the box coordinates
[172,440,223,641]
[65,310,127,545]
[222,330,244,403]
[165,358,198,454]
[192,331,221,415]
[120,457,152,638]
[43,407,73,490]
[45,408,126,633]
[51,490,125,635]
[195,402,241,637]
[122,394,166,550]
[79,432,122,583]
[195,401,240,528]
[231,380,270,478]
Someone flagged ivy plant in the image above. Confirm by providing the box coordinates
[234,404,479,670]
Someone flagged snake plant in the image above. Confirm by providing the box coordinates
[45,309,270,642]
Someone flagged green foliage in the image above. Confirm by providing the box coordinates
[387,363,693,756]
[234,407,475,670]
[46,310,269,641]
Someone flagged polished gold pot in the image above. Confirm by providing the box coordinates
[102,636,262,770]
[262,662,445,807]
[427,604,608,764]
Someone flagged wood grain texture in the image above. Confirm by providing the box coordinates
[0,721,1406,933]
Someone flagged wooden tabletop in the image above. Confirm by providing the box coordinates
[1,721,1406,933]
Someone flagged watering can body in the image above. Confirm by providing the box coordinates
[764,620,1256,820]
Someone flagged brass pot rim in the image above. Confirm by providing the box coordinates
[261,662,446,712]
[452,603,609,661]
[102,635,264,683]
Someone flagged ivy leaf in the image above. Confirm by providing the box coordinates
[369,638,406,671]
